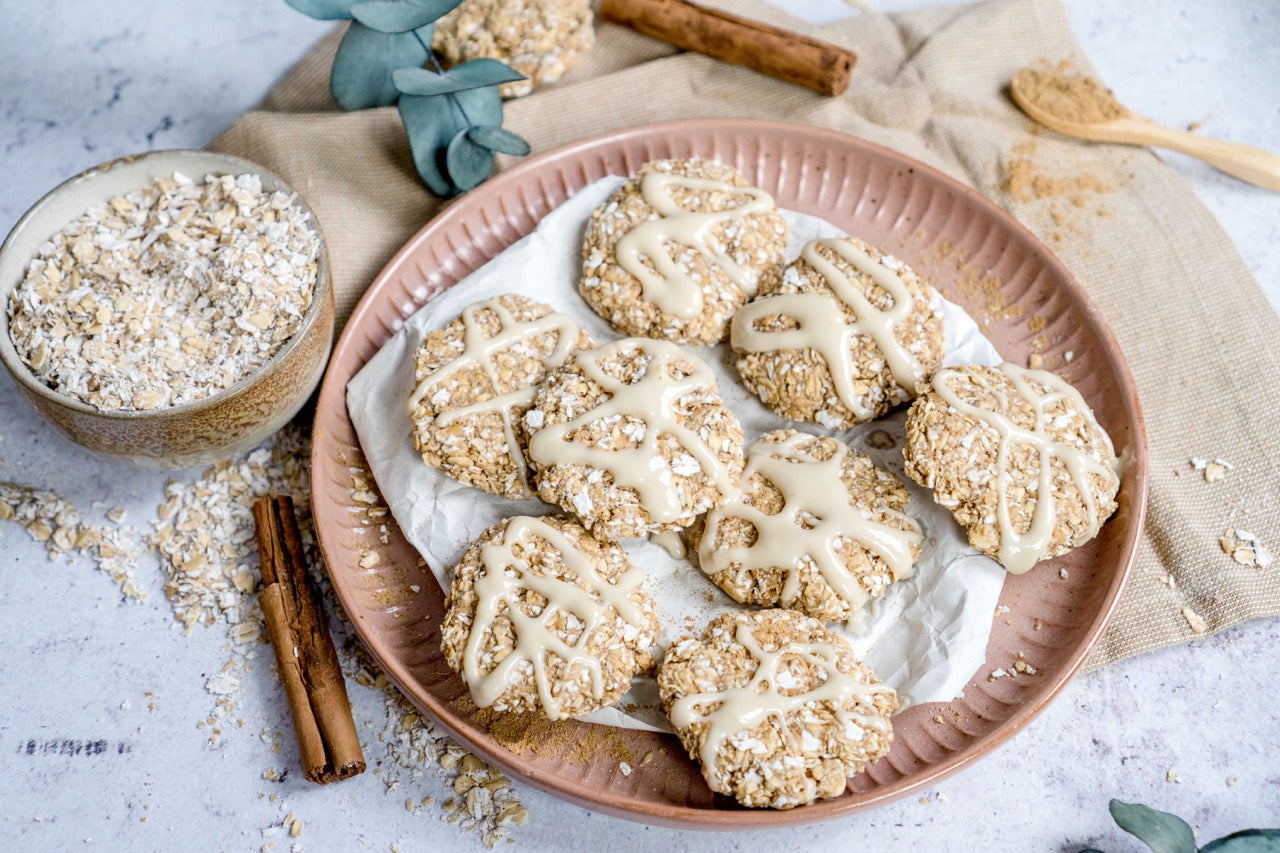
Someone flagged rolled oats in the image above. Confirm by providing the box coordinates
[8,172,319,411]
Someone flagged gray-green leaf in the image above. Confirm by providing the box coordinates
[284,0,355,19]
[392,67,496,98]
[1108,800,1197,853]
[451,85,503,129]
[466,125,530,156]
[330,21,431,110]
[349,0,462,33]
[446,127,495,191]
[1200,829,1280,852]
[399,94,464,196]
[445,58,527,89]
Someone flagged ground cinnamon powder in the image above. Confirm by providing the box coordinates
[1002,136,1113,205]
[1013,60,1128,124]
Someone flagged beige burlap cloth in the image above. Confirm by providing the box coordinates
[212,0,1280,669]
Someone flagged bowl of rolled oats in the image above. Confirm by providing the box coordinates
[0,149,333,468]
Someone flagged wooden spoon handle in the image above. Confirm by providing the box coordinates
[1139,123,1280,191]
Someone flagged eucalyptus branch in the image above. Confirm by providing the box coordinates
[284,0,530,197]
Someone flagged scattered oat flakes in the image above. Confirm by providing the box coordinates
[1219,528,1273,568]
[1059,567,1069,579]
[0,481,147,600]
[1011,653,1038,675]
[619,761,632,777]
[1190,456,1233,483]
[1181,606,1208,635]
[148,424,313,744]
[1166,769,1182,784]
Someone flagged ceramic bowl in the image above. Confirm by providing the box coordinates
[0,149,334,469]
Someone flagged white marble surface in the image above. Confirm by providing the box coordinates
[1,1,1278,850]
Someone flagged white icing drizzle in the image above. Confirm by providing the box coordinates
[462,516,646,720]
[669,619,895,777]
[649,530,687,560]
[931,363,1120,575]
[615,170,777,320]
[527,338,737,527]
[699,432,921,623]
[731,238,926,420]
[408,297,580,491]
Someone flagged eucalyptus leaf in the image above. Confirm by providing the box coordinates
[446,58,527,89]
[331,21,431,110]
[1200,829,1280,852]
[392,67,495,98]
[399,94,464,196]
[466,125,530,156]
[446,126,495,191]
[349,0,462,33]
[1108,800,1197,853]
[284,0,355,19]
[451,85,503,129]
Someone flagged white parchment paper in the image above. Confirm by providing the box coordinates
[347,177,1006,731]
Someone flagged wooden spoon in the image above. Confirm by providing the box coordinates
[1010,73,1280,192]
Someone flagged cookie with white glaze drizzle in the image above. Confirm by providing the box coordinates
[694,430,923,627]
[521,337,745,539]
[903,362,1121,574]
[731,236,944,427]
[658,609,898,809]
[579,158,789,345]
[408,294,592,498]
[440,514,659,721]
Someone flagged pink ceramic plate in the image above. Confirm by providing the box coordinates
[310,119,1147,827]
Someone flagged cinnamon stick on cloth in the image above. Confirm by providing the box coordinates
[598,0,855,96]
[252,495,365,784]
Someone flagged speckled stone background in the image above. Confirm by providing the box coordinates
[1,1,1277,850]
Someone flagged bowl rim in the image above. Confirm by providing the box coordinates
[0,148,332,421]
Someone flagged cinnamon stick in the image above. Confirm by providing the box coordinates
[252,495,365,784]
[598,0,856,96]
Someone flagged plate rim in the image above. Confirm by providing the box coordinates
[311,117,1148,828]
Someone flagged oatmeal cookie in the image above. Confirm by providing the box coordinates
[731,236,944,427]
[658,609,898,809]
[408,294,591,498]
[903,362,1120,574]
[441,514,659,720]
[579,158,789,345]
[521,337,745,539]
[693,430,922,625]
[432,0,594,98]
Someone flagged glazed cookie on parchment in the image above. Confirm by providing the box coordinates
[694,430,922,626]
[579,158,789,345]
[407,294,592,499]
[658,609,898,809]
[440,514,660,721]
[731,235,944,427]
[433,0,594,98]
[521,337,745,539]
[903,362,1121,574]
